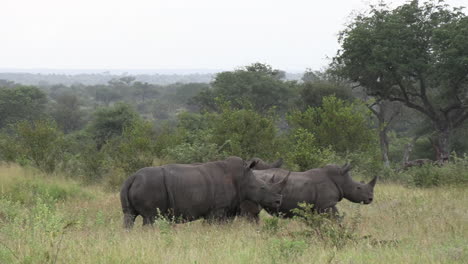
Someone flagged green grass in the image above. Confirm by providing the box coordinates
[0,164,467,263]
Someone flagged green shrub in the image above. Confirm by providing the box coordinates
[285,128,339,171]
[0,119,66,173]
[401,154,468,187]
[262,217,281,234]
[101,120,158,188]
[288,96,376,154]
[268,238,307,263]
[2,177,90,206]
[292,203,359,249]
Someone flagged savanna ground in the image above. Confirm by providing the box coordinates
[0,164,466,264]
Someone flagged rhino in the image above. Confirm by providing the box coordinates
[239,157,284,222]
[242,163,377,219]
[120,156,290,228]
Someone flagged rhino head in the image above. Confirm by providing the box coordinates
[242,160,290,208]
[339,163,377,204]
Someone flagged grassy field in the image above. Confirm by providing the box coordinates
[0,164,467,263]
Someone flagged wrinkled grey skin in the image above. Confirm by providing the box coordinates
[245,164,377,219]
[239,158,284,222]
[120,156,289,229]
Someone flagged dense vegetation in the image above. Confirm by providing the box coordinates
[0,1,467,262]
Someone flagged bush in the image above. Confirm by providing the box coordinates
[285,128,338,171]
[292,203,360,249]
[401,154,468,187]
[101,120,158,188]
[288,96,376,153]
[87,103,140,150]
[268,238,307,263]
[0,119,66,173]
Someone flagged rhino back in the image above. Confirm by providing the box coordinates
[259,168,341,216]
[163,160,240,218]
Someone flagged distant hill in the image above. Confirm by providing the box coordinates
[0,70,303,86]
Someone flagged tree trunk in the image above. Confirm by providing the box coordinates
[402,137,418,166]
[432,128,451,163]
[379,127,390,168]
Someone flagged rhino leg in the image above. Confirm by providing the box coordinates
[123,213,137,229]
[205,208,231,224]
[319,206,341,220]
[239,200,261,223]
[142,215,155,226]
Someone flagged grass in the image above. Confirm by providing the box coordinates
[0,164,467,263]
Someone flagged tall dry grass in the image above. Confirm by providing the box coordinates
[0,164,466,263]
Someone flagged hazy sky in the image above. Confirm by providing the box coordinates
[1,0,466,72]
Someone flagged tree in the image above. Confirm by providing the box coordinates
[0,85,47,128]
[50,92,86,133]
[368,100,402,167]
[0,119,66,173]
[87,103,140,149]
[333,0,468,161]
[194,63,294,113]
[132,81,159,103]
[288,96,375,153]
[299,81,354,109]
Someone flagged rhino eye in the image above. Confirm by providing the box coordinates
[357,186,361,190]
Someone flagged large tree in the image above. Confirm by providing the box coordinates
[193,63,293,113]
[333,0,468,161]
[0,85,48,128]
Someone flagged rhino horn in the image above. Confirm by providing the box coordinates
[270,158,283,168]
[368,176,378,188]
[269,174,276,183]
[341,163,352,175]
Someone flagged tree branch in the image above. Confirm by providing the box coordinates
[453,111,468,128]
[418,72,437,118]
[387,96,433,119]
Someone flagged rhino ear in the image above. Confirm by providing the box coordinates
[275,171,291,191]
[368,176,378,188]
[341,163,352,175]
[246,160,259,169]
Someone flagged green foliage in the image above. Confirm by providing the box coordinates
[101,120,158,188]
[402,154,468,187]
[268,238,307,263]
[0,120,66,173]
[0,85,48,128]
[292,203,359,249]
[285,128,338,171]
[299,81,354,108]
[87,103,140,149]
[333,0,468,159]
[164,104,280,163]
[50,92,86,133]
[0,174,91,207]
[195,63,294,113]
[262,217,281,234]
[288,96,376,153]
[211,104,279,159]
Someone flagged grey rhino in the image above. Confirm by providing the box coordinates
[243,163,377,218]
[120,156,290,228]
[239,157,284,222]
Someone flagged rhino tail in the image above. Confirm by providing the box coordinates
[120,174,138,229]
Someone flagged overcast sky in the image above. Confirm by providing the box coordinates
[1,0,466,73]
